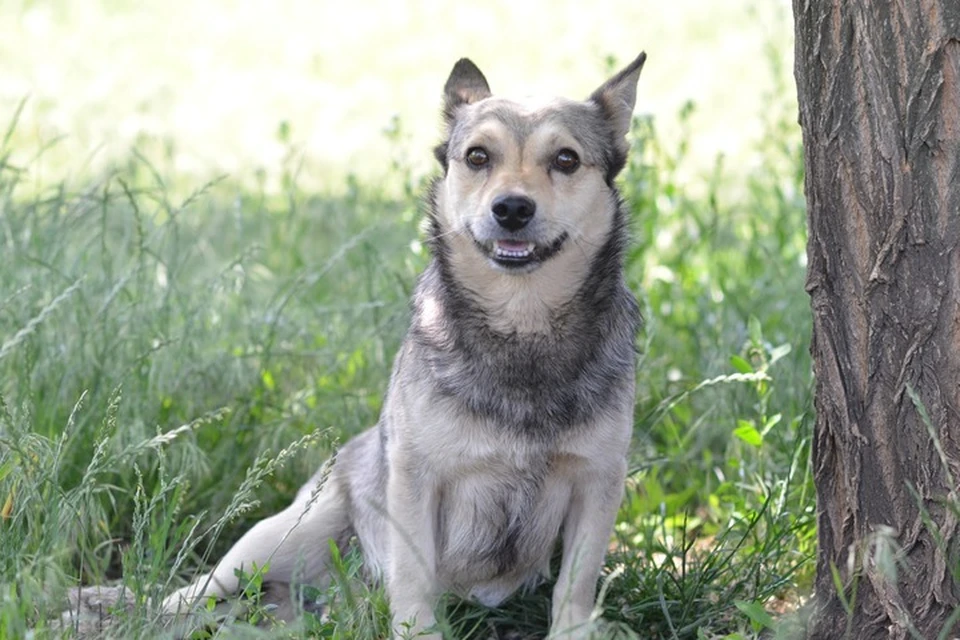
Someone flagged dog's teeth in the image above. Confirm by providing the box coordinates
[494,241,535,258]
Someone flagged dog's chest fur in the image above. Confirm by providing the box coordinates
[432,440,570,603]
[386,393,593,603]
[409,231,639,440]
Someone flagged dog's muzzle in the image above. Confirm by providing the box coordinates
[464,193,569,271]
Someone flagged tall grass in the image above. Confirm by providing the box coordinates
[0,64,812,638]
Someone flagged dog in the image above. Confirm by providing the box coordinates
[164,52,646,639]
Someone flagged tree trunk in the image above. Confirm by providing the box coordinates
[793,1,960,638]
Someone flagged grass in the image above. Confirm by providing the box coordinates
[0,7,814,639]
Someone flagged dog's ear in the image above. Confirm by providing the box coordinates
[589,52,646,142]
[443,58,492,122]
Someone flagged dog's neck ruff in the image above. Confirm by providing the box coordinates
[411,204,640,438]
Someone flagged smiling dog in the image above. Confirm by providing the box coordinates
[165,53,646,639]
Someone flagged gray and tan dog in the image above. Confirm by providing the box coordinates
[165,52,646,639]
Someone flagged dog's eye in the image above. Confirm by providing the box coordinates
[465,147,490,168]
[553,149,580,173]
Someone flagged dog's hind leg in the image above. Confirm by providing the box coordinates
[162,468,351,615]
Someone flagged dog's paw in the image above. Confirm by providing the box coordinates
[547,630,594,640]
[162,584,204,615]
[547,619,600,640]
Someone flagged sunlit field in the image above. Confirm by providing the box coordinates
[0,1,812,638]
[2,0,793,189]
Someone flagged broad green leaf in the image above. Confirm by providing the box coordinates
[734,420,763,447]
[730,354,753,374]
[734,600,775,630]
[261,369,275,391]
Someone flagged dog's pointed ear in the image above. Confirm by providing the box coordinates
[589,52,646,141]
[443,58,492,122]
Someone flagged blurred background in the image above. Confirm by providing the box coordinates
[1,0,794,190]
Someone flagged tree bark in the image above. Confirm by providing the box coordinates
[794,1,960,638]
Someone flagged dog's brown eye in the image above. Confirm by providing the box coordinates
[466,147,489,168]
[553,149,580,173]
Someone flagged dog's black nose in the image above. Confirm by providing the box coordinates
[491,194,536,231]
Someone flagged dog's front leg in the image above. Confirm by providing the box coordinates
[549,458,627,639]
[385,455,441,639]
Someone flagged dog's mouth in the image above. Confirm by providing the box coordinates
[471,232,569,270]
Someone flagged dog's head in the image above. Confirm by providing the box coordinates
[431,53,646,275]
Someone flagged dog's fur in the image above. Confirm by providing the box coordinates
[164,53,646,639]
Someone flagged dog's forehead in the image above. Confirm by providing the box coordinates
[483,94,577,115]
[452,96,605,147]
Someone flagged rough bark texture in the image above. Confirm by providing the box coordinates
[794,1,960,638]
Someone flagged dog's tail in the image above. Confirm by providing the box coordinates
[162,463,351,615]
